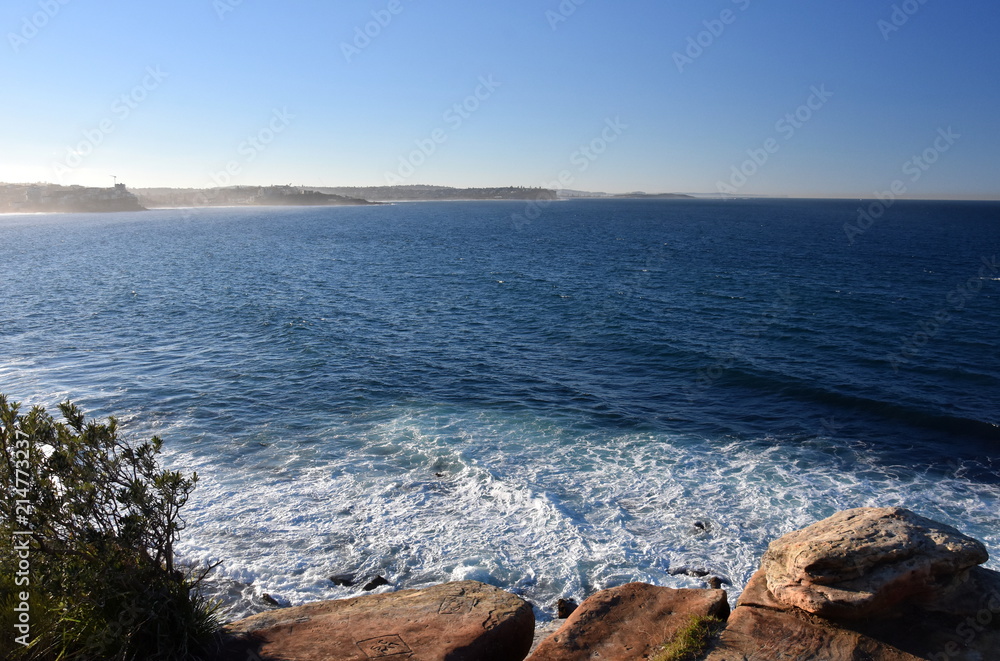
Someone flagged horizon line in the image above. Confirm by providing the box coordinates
[2,181,998,203]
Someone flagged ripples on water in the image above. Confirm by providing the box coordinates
[1,199,998,619]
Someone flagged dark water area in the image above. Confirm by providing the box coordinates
[2,198,998,616]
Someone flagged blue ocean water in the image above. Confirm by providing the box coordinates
[1,199,998,619]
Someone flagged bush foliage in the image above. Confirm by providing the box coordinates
[0,394,218,660]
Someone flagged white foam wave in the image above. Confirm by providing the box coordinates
[161,407,1000,622]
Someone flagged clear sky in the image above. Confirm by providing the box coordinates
[2,0,998,198]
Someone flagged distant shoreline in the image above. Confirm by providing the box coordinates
[3,182,996,216]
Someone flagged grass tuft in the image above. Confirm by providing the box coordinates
[651,614,725,661]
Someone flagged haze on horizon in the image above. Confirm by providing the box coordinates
[1,0,998,200]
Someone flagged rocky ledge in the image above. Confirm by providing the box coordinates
[218,507,1000,660]
[219,581,534,661]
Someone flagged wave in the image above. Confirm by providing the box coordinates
[716,365,1000,443]
[160,405,1000,623]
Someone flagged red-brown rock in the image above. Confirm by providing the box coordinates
[705,603,923,661]
[707,558,1000,660]
[219,580,533,661]
[762,507,988,619]
[526,583,729,661]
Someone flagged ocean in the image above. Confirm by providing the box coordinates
[1,198,998,620]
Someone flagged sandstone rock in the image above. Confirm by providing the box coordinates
[526,583,729,661]
[220,580,533,661]
[709,570,919,659]
[704,603,922,661]
[708,567,1000,661]
[763,507,988,618]
[848,566,1000,660]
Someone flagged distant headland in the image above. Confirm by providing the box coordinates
[0,183,696,215]
[0,182,145,214]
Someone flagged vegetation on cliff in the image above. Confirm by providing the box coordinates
[0,395,217,660]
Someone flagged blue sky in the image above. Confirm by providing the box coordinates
[1,0,998,198]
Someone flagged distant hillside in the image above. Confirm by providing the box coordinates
[313,185,559,202]
[0,183,144,214]
[611,192,695,199]
[133,186,376,208]
[554,189,694,200]
[0,184,681,214]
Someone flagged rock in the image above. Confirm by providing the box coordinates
[556,598,578,619]
[526,583,729,661]
[669,566,711,578]
[221,581,533,661]
[329,573,354,587]
[847,566,1000,660]
[707,510,1000,661]
[705,600,923,661]
[363,576,390,591]
[260,593,280,607]
[708,567,1000,661]
[763,506,988,618]
[528,620,563,657]
[709,570,921,659]
[706,576,723,590]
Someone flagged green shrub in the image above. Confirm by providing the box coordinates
[0,394,219,660]
[651,614,725,661]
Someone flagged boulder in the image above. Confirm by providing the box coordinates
[707,509,1000,661]
[526,583,729,661]
[219,580,533,661]
[706,570,922,660]
[763,506,988,618]
[705,600,923,660]
[708,567,1000,661]
[362,576,391,591]
[848,566,1000,660]
[556,598,578,619]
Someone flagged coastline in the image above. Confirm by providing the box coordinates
[215,507,1000,660]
